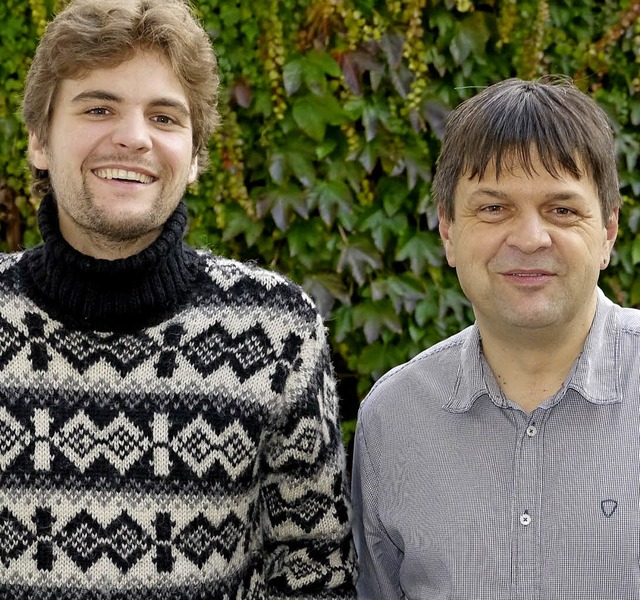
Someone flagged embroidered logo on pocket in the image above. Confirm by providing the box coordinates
[600,499,618,518]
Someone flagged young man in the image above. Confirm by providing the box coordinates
[5,1,356,598]
[351,77,636,598]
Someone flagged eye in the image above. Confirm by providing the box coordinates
[85,107,111,116]
[152,114,177,125]
[477,204,507,222]
[552,206,575,216]
[549,206,581,223]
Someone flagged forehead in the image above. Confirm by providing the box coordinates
[456,153,598,200]
[54,50,188,108]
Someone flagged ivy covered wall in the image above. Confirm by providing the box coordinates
[2,0,640,436]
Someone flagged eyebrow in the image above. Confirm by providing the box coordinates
[469,188,585,202]
[71,90,191,119]
[469,188,509,200]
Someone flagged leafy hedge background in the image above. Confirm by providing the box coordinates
[2,0,640,442]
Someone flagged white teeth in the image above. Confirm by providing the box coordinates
[94,168,154,183]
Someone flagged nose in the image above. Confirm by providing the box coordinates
[505,212,552,254]
[110,111,152,151]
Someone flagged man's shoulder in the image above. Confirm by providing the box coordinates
[0,251,25,282]
[359,326,474,416]
[196,251,284,283]
[593,292,640,344]
[612,302,640,336]
[0,251,23,270]
[193,250,320,320]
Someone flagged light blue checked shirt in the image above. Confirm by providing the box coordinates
[352,289,640,599]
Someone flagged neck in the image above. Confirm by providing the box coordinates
[478,313,594,412]
[58,221,163,260]
[19,193,200,331]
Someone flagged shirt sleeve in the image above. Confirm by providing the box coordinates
[351,406,404,599]
[262,312,357,599]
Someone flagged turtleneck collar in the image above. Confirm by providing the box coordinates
[19,193,201,332]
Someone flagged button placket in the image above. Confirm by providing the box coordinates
[512,412,544,598]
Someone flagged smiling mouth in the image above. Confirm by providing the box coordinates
[93,168,156,184]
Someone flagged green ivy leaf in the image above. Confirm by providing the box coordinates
[396,232,444,275]
[292,95,347,141]
[386,274,429,312]
[337,238,383,285]
[257,186,308,231]
[301,62,329,96]
[632,235,640,265]
[357,342,408,382]
[439,287,471,324]
[631,99,640,126]
[343,96,365,120]
[359,140,381,173]
[449,12,490,66]
[306,50,342,78]
[220,204,264,246]
[403,145,432,190]
[283,58,303,96]
[315,138,338,160]
[268,152,287,184]
[378,177,409,216]
[292,97,327,141]
[288,151,316,188]
[362,104,379,142]
[415,296,440,327]
[303,272,351,317]
[310,180,353,225]
[332,304,354,343]
[361,208,408,251]
[353,300,402,343]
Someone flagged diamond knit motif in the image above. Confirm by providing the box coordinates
[56,510,152,573]
[0,315,27,368]
[104,513,153,572]
[174,512,244,565]
[52,411,150,474]
[0,507,36,567]
[51,328,158,376]
[183,323,276,380]
[0,406,32,470]
[264,487,335,534]
[171,417,256,479]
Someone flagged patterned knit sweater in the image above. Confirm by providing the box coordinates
[0,194,356,599]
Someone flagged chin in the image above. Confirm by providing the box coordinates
[93,213,161,240]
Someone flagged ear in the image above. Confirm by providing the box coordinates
[438,204,456,268]
[601,208,619,270]
[187,155,198,184]
[28,131,49,170]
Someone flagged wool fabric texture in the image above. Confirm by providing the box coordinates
[0,194,356,599]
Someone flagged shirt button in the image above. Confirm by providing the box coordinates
[520,512,531,526]
[526,425,537,437]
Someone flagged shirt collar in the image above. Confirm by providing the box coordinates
[443,289,620,413]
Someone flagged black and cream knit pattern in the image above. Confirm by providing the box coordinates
[0,195,356,599]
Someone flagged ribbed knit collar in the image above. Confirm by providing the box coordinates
[19,193,200,331]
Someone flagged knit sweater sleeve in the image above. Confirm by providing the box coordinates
[261,310,357,598]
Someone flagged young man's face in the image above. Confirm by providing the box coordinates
[438,152,618,339]
[29,50,198,259]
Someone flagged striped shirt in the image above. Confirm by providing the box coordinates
[352,289,640,599]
